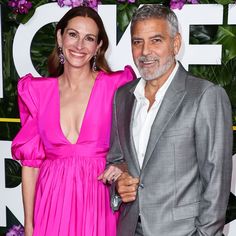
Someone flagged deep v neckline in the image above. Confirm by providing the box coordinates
[57,73,100,145]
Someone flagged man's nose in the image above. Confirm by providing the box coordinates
[142,42,151,55]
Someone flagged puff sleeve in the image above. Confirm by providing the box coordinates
[11,74,45,168]
[115,65,136,88]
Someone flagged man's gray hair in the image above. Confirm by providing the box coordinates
[131,4,179,37]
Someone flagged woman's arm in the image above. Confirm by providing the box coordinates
[22,166,39,236]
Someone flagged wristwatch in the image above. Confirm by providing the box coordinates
[111,194,122,211]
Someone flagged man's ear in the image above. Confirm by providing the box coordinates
[173,33,181,56]
[57,29,63,48]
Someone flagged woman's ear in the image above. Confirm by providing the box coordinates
[96,40,103,53]
[57,29,63,48]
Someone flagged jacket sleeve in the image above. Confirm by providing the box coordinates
[106,90,125,166]
[194,85,233,235]
[106,90,126,211]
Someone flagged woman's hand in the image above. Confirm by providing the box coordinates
[98,163,127,184]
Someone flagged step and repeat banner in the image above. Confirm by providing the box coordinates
[0,3,236,235]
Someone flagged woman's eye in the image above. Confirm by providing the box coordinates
[85,36,96,42]
[68,32,77,38]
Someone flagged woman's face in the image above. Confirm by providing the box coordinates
[57,16,102,70]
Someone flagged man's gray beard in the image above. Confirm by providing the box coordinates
[137,56,175,81]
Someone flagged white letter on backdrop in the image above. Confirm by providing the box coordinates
[0,142,23,226]
[175,4,223,70]
[13,3,70,77]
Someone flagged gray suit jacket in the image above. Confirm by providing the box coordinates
[107,64,233,236]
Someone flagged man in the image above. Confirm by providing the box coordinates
[101,4,233,236]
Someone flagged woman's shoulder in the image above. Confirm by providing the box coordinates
[98,65,136,87]
[19,73,57,85]
[18,73,57,91]
[100,65,135,78]
[17,73,58,102]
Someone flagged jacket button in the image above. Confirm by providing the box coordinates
[139,183,144,189]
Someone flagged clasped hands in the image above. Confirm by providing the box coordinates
[98,164,139,203]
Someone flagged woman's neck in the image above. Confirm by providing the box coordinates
[59,65,97,90]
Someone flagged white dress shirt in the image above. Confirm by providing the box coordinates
[132,62,179,168]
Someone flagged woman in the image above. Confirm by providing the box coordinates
[11,6,135,236]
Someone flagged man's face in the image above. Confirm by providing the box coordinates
[131,18,181,81]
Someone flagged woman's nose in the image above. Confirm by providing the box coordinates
[75,38,84,49]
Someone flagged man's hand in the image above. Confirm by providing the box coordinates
[116,172,139,203]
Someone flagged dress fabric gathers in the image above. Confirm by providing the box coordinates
[11,66,134,236]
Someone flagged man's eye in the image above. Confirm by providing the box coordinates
[132,40,142,45]
[152,38,162,43]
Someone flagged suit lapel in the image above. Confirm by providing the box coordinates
[142,64,188,170]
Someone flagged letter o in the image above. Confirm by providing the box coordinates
[13,3,70,77]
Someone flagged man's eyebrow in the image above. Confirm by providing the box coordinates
[131,37,143,41]
[150,34,165,39]
[131,34,165,40]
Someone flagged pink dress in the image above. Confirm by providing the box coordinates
[11,66,135,236]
